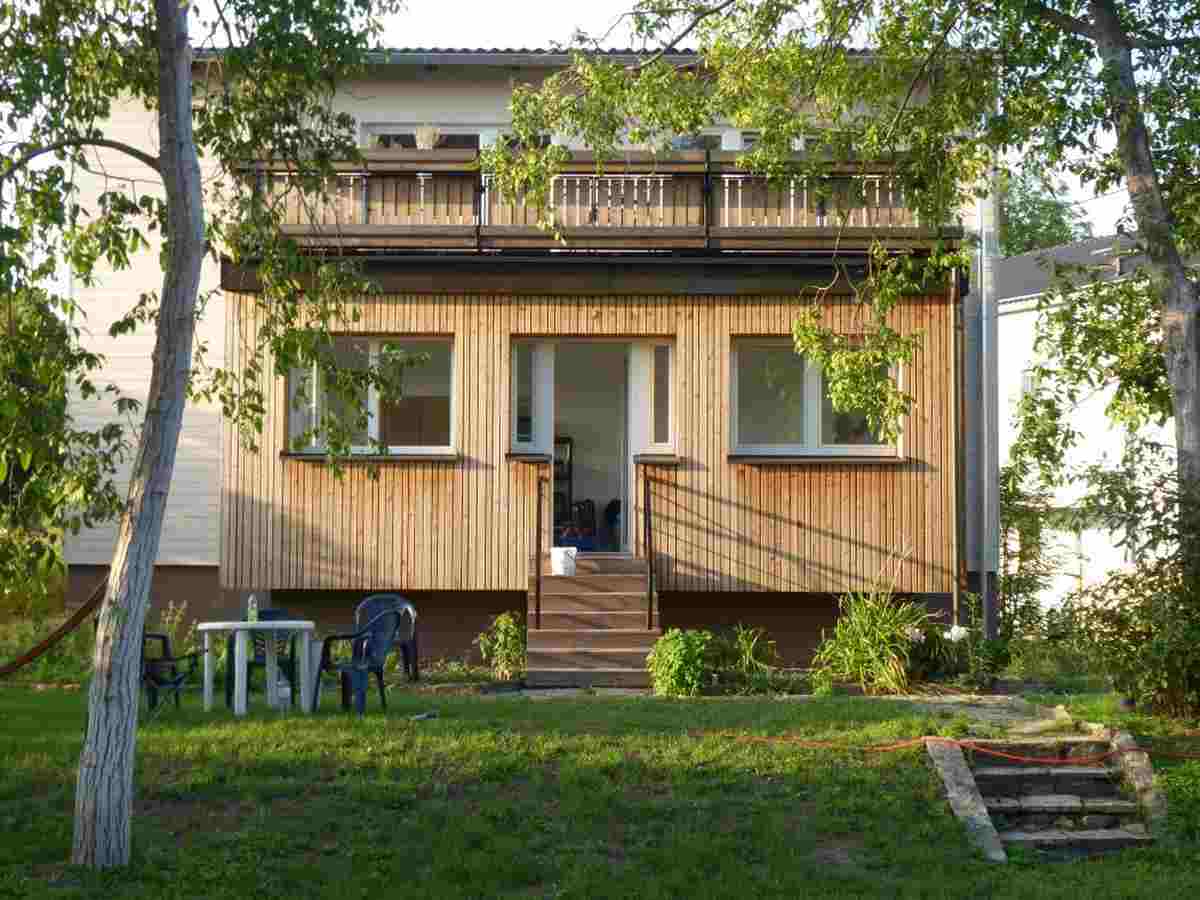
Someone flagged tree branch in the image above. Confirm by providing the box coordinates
[1130,35,1200,51]
[630,0,738,70]
[1024,0,1104,43]
[880,10,962,150]
[2,138,161,183]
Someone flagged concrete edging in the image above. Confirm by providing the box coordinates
[925,738,1008,863]
[1110,730,1168,835]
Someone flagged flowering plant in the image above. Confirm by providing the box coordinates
[903,626,925,643]
[943,625,969,643]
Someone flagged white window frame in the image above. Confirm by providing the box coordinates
[730,338,900,458]
[647,342,675,453]
[509,340,555,454]
[290,335,456,456]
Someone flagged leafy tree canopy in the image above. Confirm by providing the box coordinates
[998,167,1094,257]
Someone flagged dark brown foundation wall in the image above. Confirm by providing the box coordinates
[68,565,226,623]
[269,590,525,663]
[659,592,956,667]
[67,571,954,668]
[660,592,838,666]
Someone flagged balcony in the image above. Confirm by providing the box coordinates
[254,150,958,252]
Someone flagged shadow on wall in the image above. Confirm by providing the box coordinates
[641,466,954,595]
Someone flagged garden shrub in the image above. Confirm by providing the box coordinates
[1067,560,1200,717]
[810,588,943,695]
[1003,606,1106,691]
[0,614,94,683]
[709,623,779,693]
[646,628,713,697]
[1160,761,1200,843]
[474,611,526,681]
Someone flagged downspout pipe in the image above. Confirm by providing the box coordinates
[980,167,1001,639]
[962,166,1001,639]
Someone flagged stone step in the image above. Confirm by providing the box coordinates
[527,647,651,671]
[531,610,652,630]
[528,591,647,613]
[532,553,646,574]
[525,667,650,688]
[998,827,1152,851]
[972,766,1120,799]
[984,795,1139,816]
[963,738,1112,767]
[986,794,1142,833]
[530,574,649,595]
[527,628,661,652]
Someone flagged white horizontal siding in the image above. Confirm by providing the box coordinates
[64,97,224,566]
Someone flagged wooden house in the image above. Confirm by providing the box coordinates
[213,49,974,686]
[0,46,970,687]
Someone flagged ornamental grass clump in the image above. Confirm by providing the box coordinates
[810,588,943,695]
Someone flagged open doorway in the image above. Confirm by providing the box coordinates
[552,342,628,552]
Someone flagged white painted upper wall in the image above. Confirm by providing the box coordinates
[336,66,759,150]
[338,67,527,141]
[64,95,225,566]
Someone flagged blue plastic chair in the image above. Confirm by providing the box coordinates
[311,595,417,714]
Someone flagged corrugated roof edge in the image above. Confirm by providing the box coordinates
[194,46,875,67]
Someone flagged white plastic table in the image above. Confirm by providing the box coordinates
[196,620,316,716]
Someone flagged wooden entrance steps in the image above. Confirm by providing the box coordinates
[526,553,659,688]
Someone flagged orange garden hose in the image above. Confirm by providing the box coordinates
[699,732,1200,762]
[0,572,106,679]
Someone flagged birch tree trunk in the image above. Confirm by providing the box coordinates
[1090,0,1200,568]
[71,0,205,868]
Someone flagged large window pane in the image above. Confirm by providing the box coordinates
[820,374,884,446]
[379,341,452,447]
[514,344,534,444]
[653,345,671,445]
[736,345,806,445]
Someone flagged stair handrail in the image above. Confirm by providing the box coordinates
[643,467,654,630]
[533,475,547,629]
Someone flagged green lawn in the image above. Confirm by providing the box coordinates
[2,686,1198,899]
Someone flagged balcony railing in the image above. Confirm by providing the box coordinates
[715,175,918,229]
[257,159,951,250]
[481,174,706,228]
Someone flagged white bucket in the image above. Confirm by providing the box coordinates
[550,546,578,576]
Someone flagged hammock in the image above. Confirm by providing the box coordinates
[0,571,107,679]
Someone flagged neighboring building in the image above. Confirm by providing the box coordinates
[995,235,1168,606]
[70,48,994,683]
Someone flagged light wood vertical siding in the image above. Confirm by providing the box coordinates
[222,290,957,594]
